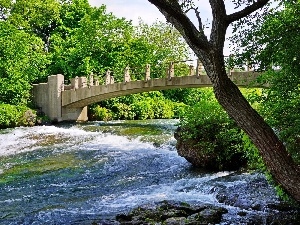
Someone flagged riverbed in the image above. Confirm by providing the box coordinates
[0,120,298,224]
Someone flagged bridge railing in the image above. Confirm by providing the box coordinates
[62,57,259,90]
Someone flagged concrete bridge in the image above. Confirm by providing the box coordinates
[32,61,261,122]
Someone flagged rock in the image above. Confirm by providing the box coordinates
[115,201,228,225]
[212,173,300,224]
[164,217,186,225]
[187,206,228,224]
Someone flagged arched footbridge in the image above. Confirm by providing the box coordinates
[32,61,262,122]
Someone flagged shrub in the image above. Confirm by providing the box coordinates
[173,102,187,118]
[131,100,154,120]
[152,99,174,119]
[89,105,112,121]
[111,103,135,120]
[176,100,259,171]
[0,104,36,128]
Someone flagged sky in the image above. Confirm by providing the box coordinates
[88,0,166,25]
[88,0,215,26]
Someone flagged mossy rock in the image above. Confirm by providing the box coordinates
[116,201,228,225]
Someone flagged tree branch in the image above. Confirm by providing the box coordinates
[185,6,203,31]
[209,0,228,52]
[226,0,270,24]
[147,0,211,52]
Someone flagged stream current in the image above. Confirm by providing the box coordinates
[0,120,298,224]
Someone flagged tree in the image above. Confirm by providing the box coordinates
[48,5,134,80]
[49,3,191,82]
[233,1,300,164]
[0,22,49,105]
[147,0,300,201]
[133,20,191,78]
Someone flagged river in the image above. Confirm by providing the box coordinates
[0,120,298,224]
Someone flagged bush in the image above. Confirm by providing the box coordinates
[152,99,174,119]
[111,103,135,120]
[131,100,154,120]
[0,104,36,128]
[173,102,187,118]
[89,105,112,121]
[176,100,259,171]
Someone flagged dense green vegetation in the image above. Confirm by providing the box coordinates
[231,0,300,165]
[176,89,264,171]
[0,0,191,127]
[0,0,298,189]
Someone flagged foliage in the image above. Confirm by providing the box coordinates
[49,5,135,80]
[258,70,300,163]
[133,20,191,78]
[90,91,187,121]
[8,0,61,50]
[0,0,12,20]
[242,132,265,170]
[89,105,112,121]
[173,102,187,118]
[0,22,49,105]
[163,88,215,105]
[178,99,260,170]
[233,1,300,164]
[131,100,154,120]
[0,104,36,128]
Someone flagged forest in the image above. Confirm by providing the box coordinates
[0,0,299,200]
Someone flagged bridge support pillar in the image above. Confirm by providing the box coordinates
[46,74,64,122]
[33,74,88,122]
[62,106,88,121]
[33,74,64,122]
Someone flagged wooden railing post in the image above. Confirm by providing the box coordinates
[71,76,79,89]
[145,64,150,81]
[89,73,94,87]
[124,66,131,83]
[105,70,111,85]
[196,59,203,77]
[167,62,174,80]
[189,64,195,76]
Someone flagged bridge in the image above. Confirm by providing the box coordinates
[32,60,262,122]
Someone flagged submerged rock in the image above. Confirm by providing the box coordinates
[94,174,300,225]
[212,173,300,225]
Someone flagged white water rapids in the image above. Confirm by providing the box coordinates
[0,120,294,224]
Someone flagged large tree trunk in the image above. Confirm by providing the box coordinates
[211,70,300,202]
[203,51,300,201]
[147,0,300,202]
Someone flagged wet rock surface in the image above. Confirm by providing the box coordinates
[115,200,228,225]
[211,173,300,224]
[95,173,300,225]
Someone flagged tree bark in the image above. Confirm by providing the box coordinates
[148,0,300,202]
[210,67,300,202]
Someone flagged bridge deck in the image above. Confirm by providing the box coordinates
[62,72,261,108]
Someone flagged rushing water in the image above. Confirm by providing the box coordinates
[0,120,297,224]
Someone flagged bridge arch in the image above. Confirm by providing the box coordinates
[32,63,262,122]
